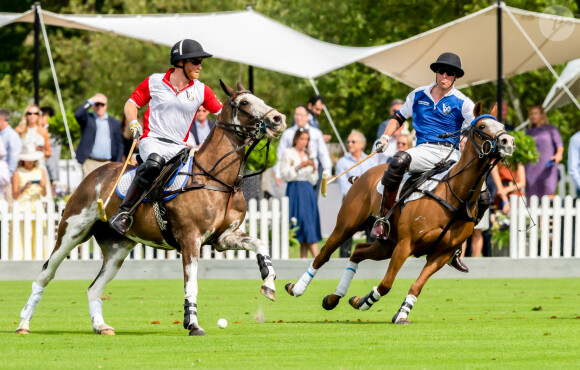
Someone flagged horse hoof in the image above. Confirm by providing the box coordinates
[395,319,410,325]
[348,296,360,309]
[260,285,276,301]
[15,329,29,335]
[100,329,116,335]
[285,283,295,296]
[322,294,341,311]
[189,328,207,336]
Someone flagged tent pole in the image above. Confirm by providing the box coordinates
[34,2,40,105]
[308,78,346,154]
[249,65,254,92]
[37,5,76,160]
[504,5,580,111]
[497,0,503,122]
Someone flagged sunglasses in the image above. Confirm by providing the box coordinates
[397,142,408,146]
[26,111,40,116]
[186,58,203,66]
[347,140,357,144]
[94,102,106,107]
[437,68,457,77]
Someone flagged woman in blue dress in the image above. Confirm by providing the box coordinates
[281,128,321,258]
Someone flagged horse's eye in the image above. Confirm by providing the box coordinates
[240,101,249,106]
[479,125,485,130]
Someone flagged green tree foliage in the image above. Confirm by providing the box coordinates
[0,0,578,159]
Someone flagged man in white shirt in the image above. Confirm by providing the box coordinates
[274,106,331,189]
[335,130,376,257]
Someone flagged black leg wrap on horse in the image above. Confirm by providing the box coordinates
[381,151,412,192]
[183,299,197,330]
[134,153,166,189]
[476,188,491,223]
[256,254,273,280]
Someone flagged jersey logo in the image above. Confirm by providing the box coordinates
[418,100,430,106]
[186,89,195,102]
[442,103,452,115]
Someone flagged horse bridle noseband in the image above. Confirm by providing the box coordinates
[215,90,276,139]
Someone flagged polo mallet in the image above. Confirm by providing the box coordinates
[321,152,376,197]
[97,139,138,222]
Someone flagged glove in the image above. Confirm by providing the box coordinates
[375,135,390,153]
[129,120,143,139]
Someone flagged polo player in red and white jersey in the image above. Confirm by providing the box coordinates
[110,39,223,235]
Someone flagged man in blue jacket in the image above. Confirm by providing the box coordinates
[75,93,124,178]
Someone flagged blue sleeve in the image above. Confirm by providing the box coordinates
[74,102,91,128]
[335,158,350,196]
[8,133,22,176]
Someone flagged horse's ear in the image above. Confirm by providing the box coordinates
[473,101,483,117]
[220,80,234,97]
[236,82,246,91]
[490,103,498,118]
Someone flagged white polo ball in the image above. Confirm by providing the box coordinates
[217,318,228,329]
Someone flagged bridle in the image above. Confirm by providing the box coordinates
[191,90,278,193]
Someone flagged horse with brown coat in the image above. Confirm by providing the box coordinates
[15,82,285,336]
[286,103,515,324]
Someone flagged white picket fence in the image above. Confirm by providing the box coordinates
[0,197,289,261]
[509,194,579,258]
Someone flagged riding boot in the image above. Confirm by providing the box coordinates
[449,251,469,273]
[110,181,144,235]
[370,151,412,240]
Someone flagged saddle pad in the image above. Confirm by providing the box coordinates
[116,156,193,202]
[376,167,453,204]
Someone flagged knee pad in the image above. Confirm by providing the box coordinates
[135,153,166,189]
[381,151,412,192]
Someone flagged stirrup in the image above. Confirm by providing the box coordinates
[371,217,391,240]
[110,211,133,228]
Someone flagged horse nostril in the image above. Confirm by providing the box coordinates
[273,115,281,123]
[502,139,507,145]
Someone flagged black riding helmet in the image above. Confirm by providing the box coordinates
[430,52,464,78]
[170,39,212,65]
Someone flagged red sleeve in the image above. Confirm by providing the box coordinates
[129,77,151,108]
[202,85,223,114]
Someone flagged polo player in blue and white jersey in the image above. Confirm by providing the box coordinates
[372,52,491,273]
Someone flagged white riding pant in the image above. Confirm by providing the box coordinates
[139,136,189,162]
[406,143,460,173]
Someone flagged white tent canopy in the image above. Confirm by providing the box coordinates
[1,8,388,80]
[360,3,580,89]
[543,59,580,111]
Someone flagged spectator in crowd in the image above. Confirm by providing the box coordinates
[568,130,580,197]
[335,130,376,257]
[0,138,10,199]
[306,95,324,130]
[376,99,404,141]
[15,104,51,162]
[40,106,61,185]
[0,108,22,177]
[74,93,124,178]
[396,133,413,151]
[491,161,526,216]
[525,105,563,201]
[186,106,215,148]
[280,128,321,258]
[275,106,332,190]
[11,144,47,259]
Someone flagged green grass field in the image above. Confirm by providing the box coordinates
[1,278,579,369]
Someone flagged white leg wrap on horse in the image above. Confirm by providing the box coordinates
[392,294,417,323]
[359,286,381,311]
[89,299,105,327]
[20,282,45,321]
[335,261,358,297]
[293,262,318,297]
